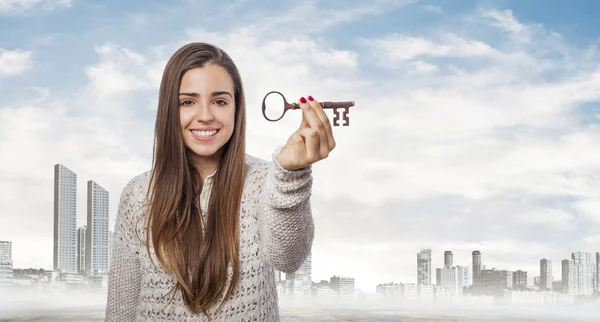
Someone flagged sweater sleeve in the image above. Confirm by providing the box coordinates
[257,147,315,274]
[105,178,142,321]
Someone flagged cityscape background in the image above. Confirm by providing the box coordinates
[0,164,598,308]
[2,0,600,317]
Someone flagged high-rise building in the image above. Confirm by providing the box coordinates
[472,250,482,290]
[417,249,432,285]
[540,259,552,291]
[330,275,355,302]
[436,265,467,295]
[596,252,600,294]
[77,226,86,274]
[85,180,110,276]
[571,252,594,296]
[444,251,453,268]
[512,270,527,289]
[562,259,575,295]
[108,230,114,266]
[480,268,512,295]
[287,251,312,302]
[0,241,13,289]
[54,164,78,273]
[0,241,11,260]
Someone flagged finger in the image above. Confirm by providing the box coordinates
[300,96,328,158]
[307,96,336,153]
[298,96,324,133]
[298,97,310,129]
[297,127,320,163]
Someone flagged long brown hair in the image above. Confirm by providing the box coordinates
[145,42,246,318]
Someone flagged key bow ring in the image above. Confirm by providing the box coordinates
[261,91,354,126]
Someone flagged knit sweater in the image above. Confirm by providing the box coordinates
[104,148,314,321]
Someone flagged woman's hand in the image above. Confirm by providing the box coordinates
[276,96,336,171]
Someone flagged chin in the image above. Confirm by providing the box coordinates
[187,145,223,158]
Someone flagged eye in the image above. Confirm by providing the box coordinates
[179,99,193,106]
[214,99,228,106]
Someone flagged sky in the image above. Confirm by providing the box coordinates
[1,0,600,293]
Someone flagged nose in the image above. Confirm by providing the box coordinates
[194,100,214,122]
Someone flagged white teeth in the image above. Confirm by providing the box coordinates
[192,130,217,137]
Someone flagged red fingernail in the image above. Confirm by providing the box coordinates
[308,96,314,101]
[300,97,307,103]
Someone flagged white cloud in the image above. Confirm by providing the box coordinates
[84,43,158,100]
[422,4,443,14]
[478,8,528,34]
[361,32,532,68]
[0,0,72,14]
[412,60,439,73]
[239,0,420,35]
[0,48,32,76]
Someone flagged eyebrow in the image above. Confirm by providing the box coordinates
[178,91,233,98]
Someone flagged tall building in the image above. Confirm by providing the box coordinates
[108,230,114,267]
[512,270,528,289]
[77,226,86,274]
[596,252,600,294]
[571,252,594,296]
[436,265,467,295]
[540,259,552,291]
[0,241,13,289]
[417,249,432,285]
[330,275,355,302]
[562,259,575,295]
[85,180,110,276]
[472,250,482,290]
[444,251,453,268]
[0,241,11,260]
[54,164,78,273]
[287,251,312,302]
[480,268,512,295]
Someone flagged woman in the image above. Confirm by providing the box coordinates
[105,42,336,321]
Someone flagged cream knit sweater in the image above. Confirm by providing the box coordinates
[105,148,314,321]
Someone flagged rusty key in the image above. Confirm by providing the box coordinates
[261,91,354,126]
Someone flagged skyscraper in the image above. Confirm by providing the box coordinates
[0,241,12,289]
[444,251,453,268]
[512,270,528,289]
[540,258,552,291]
[562,259,575,295]
[330,275,355,302]
[0,241,11,260]
[596,252,600,294]
[85,180,110,276]
[288,251,312,302]
[54,164,78,273]
[77,226,86,274]
[472,250,482,290]
[417,249,432,285]
[571,252,594,296]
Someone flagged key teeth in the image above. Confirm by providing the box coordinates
[332,108,350,126]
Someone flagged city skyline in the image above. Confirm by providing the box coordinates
[2,0,600,293]
[3,225,598,295]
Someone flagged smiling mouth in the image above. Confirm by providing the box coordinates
[191,129,219,138]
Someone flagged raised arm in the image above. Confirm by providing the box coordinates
[105,177,143,321]
[256,147,315,274]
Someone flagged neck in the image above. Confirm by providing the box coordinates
[188,150,223,181]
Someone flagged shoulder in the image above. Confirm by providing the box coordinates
[118,170,152,213]
[121,170,152,197]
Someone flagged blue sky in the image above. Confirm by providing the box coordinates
[1,0,600,293]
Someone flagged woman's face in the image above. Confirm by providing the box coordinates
[178,63,236,164]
